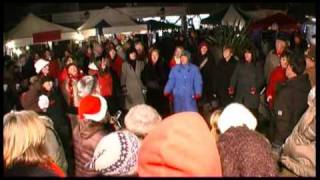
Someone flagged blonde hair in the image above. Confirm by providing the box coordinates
[3,110,48,169]
[209,109,222,140]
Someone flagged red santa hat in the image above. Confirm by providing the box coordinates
[78,95,108,122]
[34,59,49,74]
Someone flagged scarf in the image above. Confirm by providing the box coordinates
[67,73,82,106]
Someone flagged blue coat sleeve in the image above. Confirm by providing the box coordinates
[193,66,203,95]
[164,68,175,94]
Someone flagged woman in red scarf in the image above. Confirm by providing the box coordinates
[61,63,83,108]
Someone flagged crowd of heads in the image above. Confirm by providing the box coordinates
[3,27,316,177]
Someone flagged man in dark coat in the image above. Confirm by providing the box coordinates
[215,46,238,108]
[272,54,311,153]
[141,49,170,117]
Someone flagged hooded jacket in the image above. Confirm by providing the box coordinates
[138,112,222,177]
[280,87,316,177]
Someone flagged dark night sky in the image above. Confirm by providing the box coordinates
[4,3,316,33]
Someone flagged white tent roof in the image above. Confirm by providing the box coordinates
[78,6,136,31]
[7,13,76,40]
[103,24,147,34]
[221,5,247,29]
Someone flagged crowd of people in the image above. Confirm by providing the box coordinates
[3,28,316,177]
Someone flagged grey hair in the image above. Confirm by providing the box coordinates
[77,75,97,97]
[124,104,162,138]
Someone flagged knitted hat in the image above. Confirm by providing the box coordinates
[124,104,162,137]
[34,59,49,74]
[78,95,108,122]
[138,112,222,177]
[217,126,277,177]
[181,50,191,60]
[88,130,140,176]
[217,103,257,134]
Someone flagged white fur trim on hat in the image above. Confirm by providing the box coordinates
[88,62,99,71]
[38,95,50,110]
[124,104,162,136]
[83,95,108,122]
[88,130,140,176]
[77,76,96,97]
[217,103,257,134]
[34,59,49,74]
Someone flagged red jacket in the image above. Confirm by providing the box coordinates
[58,68,68,87]
[98,73,113,97]
[266,66,287,108]
[110,56,123,78]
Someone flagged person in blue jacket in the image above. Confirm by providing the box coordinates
[164,50,203,113]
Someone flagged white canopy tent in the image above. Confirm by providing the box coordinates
[221,5,249,29]
[6,13,79,48]
[78,6,147,37]
[103,24,147,35]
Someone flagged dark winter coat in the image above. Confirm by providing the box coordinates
[73,120,107,177]
[229,61,264,109]
[215,57,238,107]
[272,74,311,146]
[41,89,73,149]
[195,53,217,103]
[141,59,170,116]
[217,126,277,177]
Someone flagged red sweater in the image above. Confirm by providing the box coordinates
[266,66,287,108]
[58,68,68,86]
[110,56,123,78]
[98,73,113,97]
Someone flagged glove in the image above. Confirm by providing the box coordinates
[250,87,257,95]
[192,94,201,100]
[228,87,235,95]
